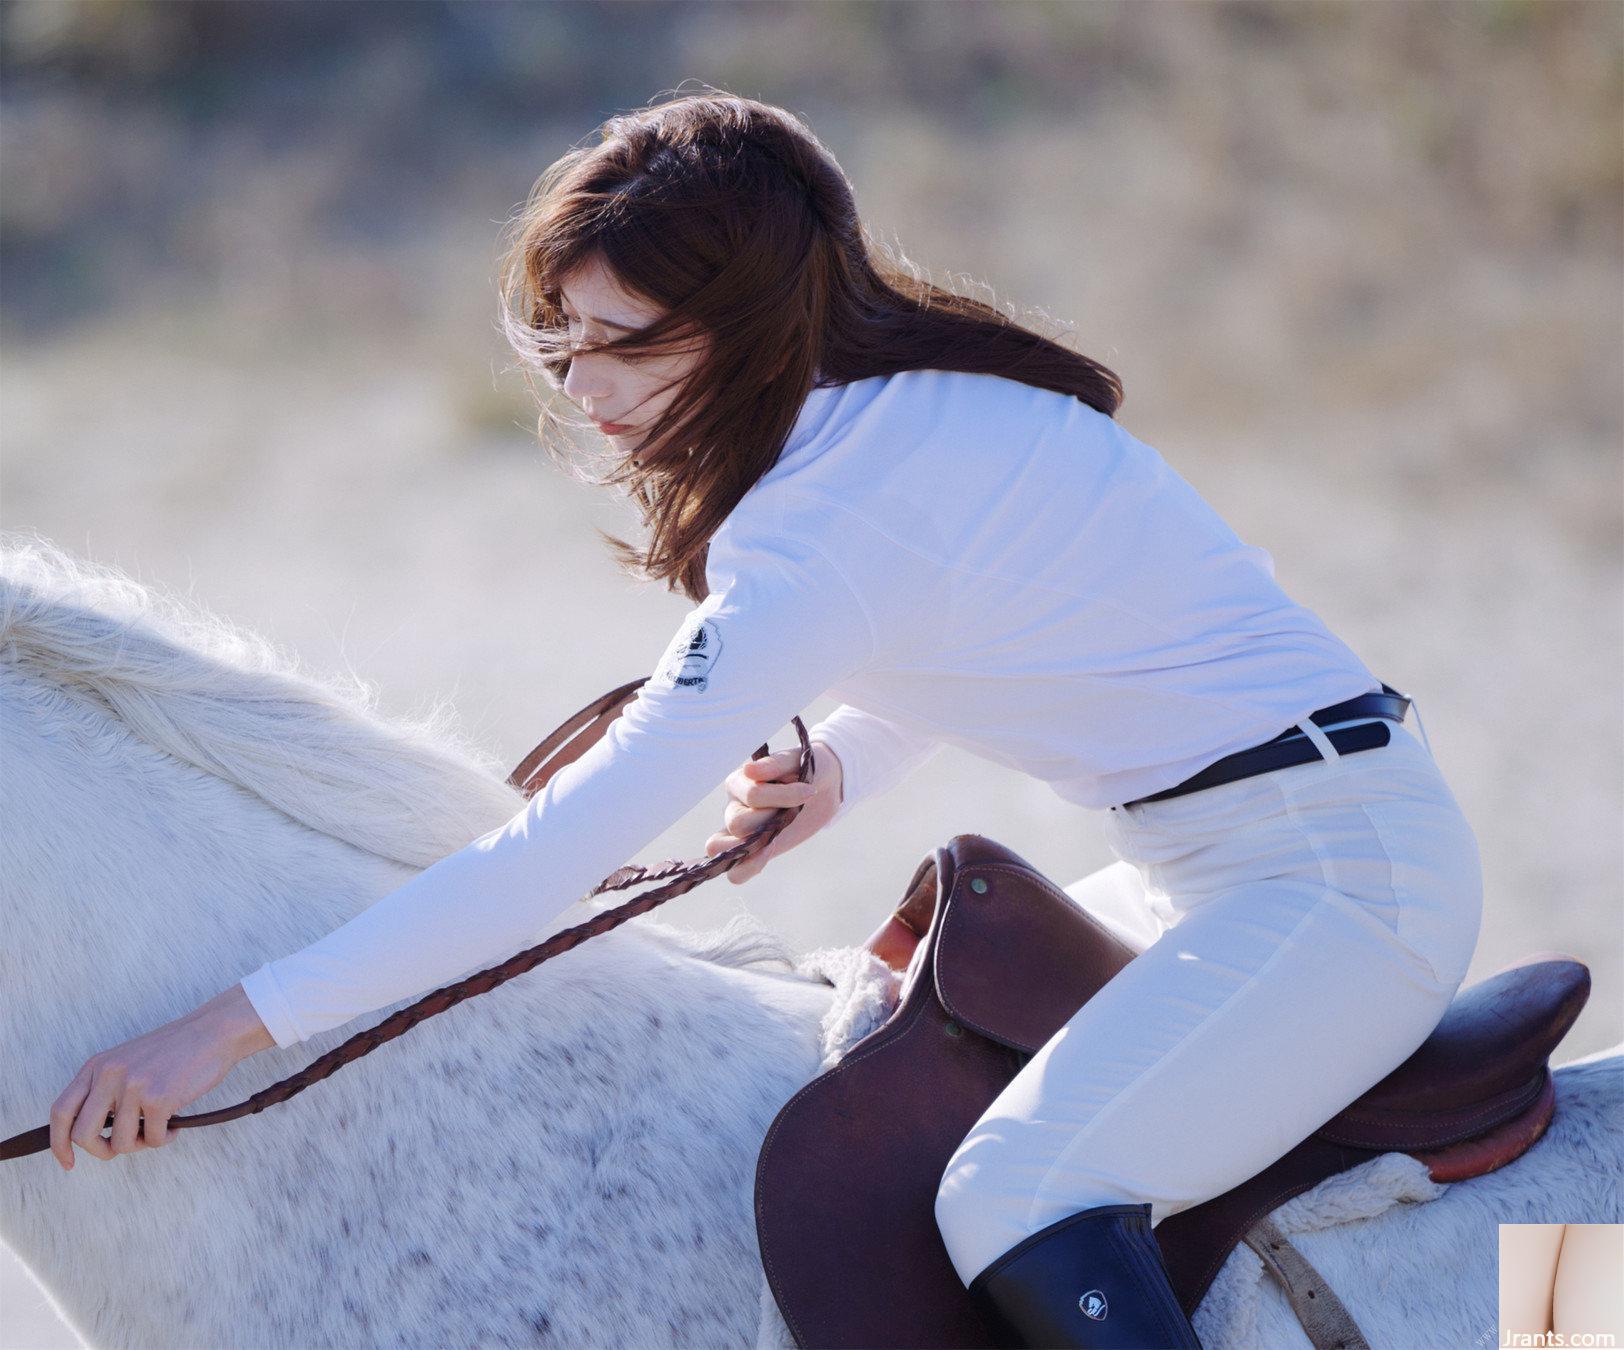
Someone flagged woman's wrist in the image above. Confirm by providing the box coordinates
[192,983,278,1061]
[811,739,844,806]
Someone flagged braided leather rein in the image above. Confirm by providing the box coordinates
[1,675,813,1163]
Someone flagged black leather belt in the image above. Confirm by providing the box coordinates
[1118,681,1413,809]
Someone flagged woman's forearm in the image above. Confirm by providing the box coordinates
[190,983,278,1062]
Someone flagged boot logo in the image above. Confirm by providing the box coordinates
[1078,1289,1108,1320]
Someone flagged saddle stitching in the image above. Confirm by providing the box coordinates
[934,861,1122,1052]
[1314,1070,1546,1149]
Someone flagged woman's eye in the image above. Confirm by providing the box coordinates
[561,314,639,366]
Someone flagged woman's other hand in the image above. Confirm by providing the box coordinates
[706,740,844,884]
[51,983,276,1172]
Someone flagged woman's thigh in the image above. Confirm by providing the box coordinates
[934,877,1458,1283]
[1062,858,1166,955]
[935,737,1483,1286]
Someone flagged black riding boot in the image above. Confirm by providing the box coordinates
[966,1202,1204,1349]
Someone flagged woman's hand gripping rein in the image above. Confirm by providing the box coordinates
[706,741,845,883]
[50,983,276,1172]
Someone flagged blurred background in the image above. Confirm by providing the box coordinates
[2,2,1619,1341]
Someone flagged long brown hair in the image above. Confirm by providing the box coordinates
[497,87,1123,604]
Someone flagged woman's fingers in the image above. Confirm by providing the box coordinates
[49,1062,93,1170]
[141,1104,177,1149]
[721,797,830,885]
[109,1088,147,1154]
[732,772,816,811]
[724,799,783,837]
[53,1060,163,1164]
[707,827,772,861]
[727,848,770,884]
[743,748,802,778]
[723,764,815,841]
[712,747,823,887]
[48,1001,253,1173]
[706,826,777,882]
[705,830,737,856]
[70,1072,119,1162]
[736,748,810,789]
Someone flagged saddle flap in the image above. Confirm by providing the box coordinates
[930,835,1142,1054]
[755,846,1021,1348]
[755,834,1144,1348]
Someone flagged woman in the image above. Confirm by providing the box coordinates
[51,90,1483,1348]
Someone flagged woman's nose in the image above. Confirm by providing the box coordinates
[562,355,612,406]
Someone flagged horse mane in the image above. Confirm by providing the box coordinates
[0,531,799,974]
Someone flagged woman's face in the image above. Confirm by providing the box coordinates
[558,255,704,451]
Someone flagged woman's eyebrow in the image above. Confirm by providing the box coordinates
[558,299,639,333]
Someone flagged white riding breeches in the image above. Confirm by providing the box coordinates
[932,707,1485,1287]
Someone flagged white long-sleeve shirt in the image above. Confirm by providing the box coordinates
[239,367,1381,1047]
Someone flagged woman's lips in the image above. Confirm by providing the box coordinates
[593,419,632,435]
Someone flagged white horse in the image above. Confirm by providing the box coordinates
[2,534,1618,1350]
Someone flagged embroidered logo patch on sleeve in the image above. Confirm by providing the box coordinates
[652,616,724,692]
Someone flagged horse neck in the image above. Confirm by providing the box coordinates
[2,664,824,1345]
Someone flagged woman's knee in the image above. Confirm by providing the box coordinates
[934,1134,1149,1285]
[934,1141,1035,1285]
[934,1153,980,1268]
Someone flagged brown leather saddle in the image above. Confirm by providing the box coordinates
[754,833,1590,1349]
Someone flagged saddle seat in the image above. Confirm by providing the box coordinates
[872,837,1585,1153]
[755,833,1591,1349]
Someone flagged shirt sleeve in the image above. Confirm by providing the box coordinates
[238,526,877,1048]
[807,704,943,826]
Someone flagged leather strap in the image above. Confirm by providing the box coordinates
[1241,1217,1372,1350]
[1261,681,1411,742]
[1121,682,1412,808]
